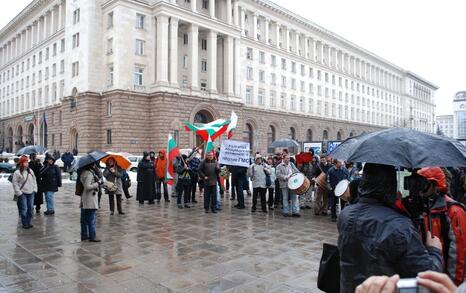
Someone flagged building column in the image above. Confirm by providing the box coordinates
[226,0,232,24]
[25,27,30,51]
[169,17,179,87]
[284,26,289,52]
[233,0,239,26]
[57,3,62,30]
[191,0,197,12]
[233,37,240,96]
[304,35,309,59]
[275,23,280,48]
[252,13,258,40]
[50,7,55,34]
[239,7,245,36]
[189,24,199,90]
[43,14,48,40]
[209,0,215,18]
[264,18,270,44]
[207,30,217,93]
[294,31,299,55]
[224,35,234,96]
[156,14,169,86]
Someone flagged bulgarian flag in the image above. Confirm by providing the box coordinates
[183,118,230,141]
[227,111,238,139]
[204,135,215,157]
[165,133,180,185]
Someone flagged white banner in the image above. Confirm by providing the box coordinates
[218,140,250,167]
[303,142,323,155]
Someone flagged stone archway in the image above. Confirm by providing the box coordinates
[15,125,24,152]
[70,128,79,153]
[27,124,34,145]
[6,127,13,153]
[306,129,313,141]
[244,123,254,154]
[193,109,214,147]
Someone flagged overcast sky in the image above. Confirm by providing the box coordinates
[1,0,464,115]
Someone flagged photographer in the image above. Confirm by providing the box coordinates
[414,167,466,285]
[79,164,102,242]
[338,163,443,293]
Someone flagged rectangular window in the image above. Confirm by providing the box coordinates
[183,55,188,69]
[271,73,276,85]
[108,65,114,86]
[201,39,207,50]
[299,97,304,112]
[258,89,265,105]
[135,13,145,29]
[271,55,276,66]
[107,12,114,29]
[309,67,313,78]
[201,59,207,72]
[60,38,65,52]
[133,67,143,86]
[270,91,276,108]
[281,58,286,70]
[107,38,113,54]
[51,134,55,146]
[135,39,145,55]
[202,0,208,9]
[106,129,112,144]
[107,101,112,116]
[246,47,253,60]
[183,34,188,45]
[53,43,57,56]
[245,87,253,104]
[73,9,80,24]
[259,51,265,64]
[39,52,42,64]
[281,76,286,88]
[280,93,286,108]
[247,67,253,80]
[259,70,265,83]
[60,60,64,73]
[290,95,296,110]
[200,81,207,91]
[72,33,80,48]
[291,78,296,90]
[52,63,56,76]
[46,48,49,60]
[72,62,79,77]
[301,64,305,76]
[291,62,296,73]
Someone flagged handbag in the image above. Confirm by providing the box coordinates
[103,180,118,193]
[317,243,340,293]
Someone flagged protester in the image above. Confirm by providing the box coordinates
[136,152,156,204]
[28,153,43,213]
[79,164,102,242]
[61,151,74,173]
[12,156,37,229]
[314,156,331,216]
[121,169,132,199]
[276,153,300,217]
[273,155,283,208]
[187,151,200,203]
[415,167,466,285]
[155,150,170,203]
[266,157,277,210]
[229,165,247,209]
[176,155,192,209]
[198,151,220,213]
[91,162,103,208]
[40,153,62,216]
[103,158,125,215]
[338,163,443,292]
[248,154,271,213]
[300,155,314,210]
[346,162,360,180]
[355,271,460,293]
[327,159,349,221]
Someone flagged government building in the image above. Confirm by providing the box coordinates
[0,0,438,154]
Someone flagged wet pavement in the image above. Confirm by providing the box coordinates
[0,181,337,292]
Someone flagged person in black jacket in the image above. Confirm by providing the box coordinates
[136,152,156,205]
[229,165,248,209]
[40,153,62,215]
[337,163,443,293]
[176,155,191,209]
[28,153,43,213]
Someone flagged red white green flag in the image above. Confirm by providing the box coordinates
[204,135,215,155]
[227,111,238,139]
[183,118,230,141]
[165,133,180,185]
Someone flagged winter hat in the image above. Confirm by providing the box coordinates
[255,154,262,161]
[18,156,28,165]
[417,167,447,193]
[45,153,55,162]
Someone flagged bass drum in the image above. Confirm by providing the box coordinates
[315,172,331,191]
[288,173,311,195]
[335,179,350,201]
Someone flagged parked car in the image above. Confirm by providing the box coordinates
[127,155,143,172]
[0,162,15,173]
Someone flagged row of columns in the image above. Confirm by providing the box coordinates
[238,7,402,93]
[168,0,233,24]
[155,15,238,96]
[0,2,65,68]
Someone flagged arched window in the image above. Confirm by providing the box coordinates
[193,110,214,146]
[16,126,24,151]
[70,128,79,153]
[323,130,329,140]
[337,131,342,141]
[349,131,355,137]
[7,127,13,153]
[306,129,313,141]
[267,125,276,146]
[290,127,296,140]
[27,124,34,145]
[243,123,254,153]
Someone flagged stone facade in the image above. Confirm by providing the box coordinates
[0,90,381,154]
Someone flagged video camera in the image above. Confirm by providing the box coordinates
[398,172,432,219]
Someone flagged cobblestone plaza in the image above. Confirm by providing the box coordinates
[0,181,336,292]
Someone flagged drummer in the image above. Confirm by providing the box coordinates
[276,153,300,217]
[327,159,349,222]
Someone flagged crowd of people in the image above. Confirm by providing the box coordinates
[8,147,466,291]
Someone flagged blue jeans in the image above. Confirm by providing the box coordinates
[80,209,97,240]
[18,193,34,227]
[281,188,299,214]
[45,191,55,212]
[216,185,222,209]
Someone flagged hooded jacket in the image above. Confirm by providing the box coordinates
[155,150,167,180]
[39,155,62,192]
[337,163,443,293]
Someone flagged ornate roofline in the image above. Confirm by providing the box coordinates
[0,0,51,41]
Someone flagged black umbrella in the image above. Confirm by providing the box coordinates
[71,151,108,171]
[330,128,466,168]
[16,145,47,156]
[269,138,300,150]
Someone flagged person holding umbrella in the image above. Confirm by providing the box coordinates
[137,152,156,205]
[103,157,125,215]
[78,162,103,242]
[28,153,43,213]
[40,153,62,216]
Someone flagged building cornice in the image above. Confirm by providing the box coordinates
[406,71,439,90]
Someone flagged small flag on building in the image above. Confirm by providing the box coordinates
[165,133,180,185]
